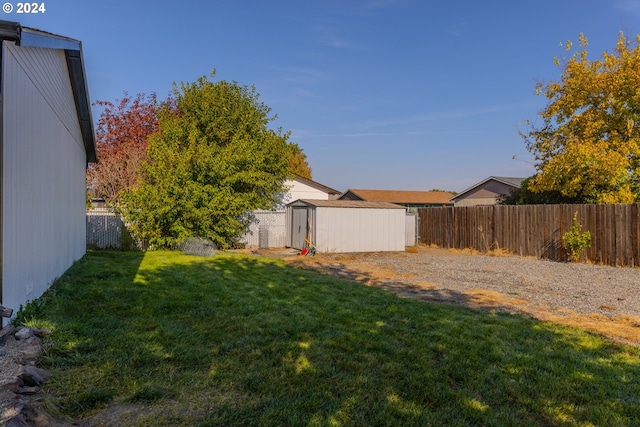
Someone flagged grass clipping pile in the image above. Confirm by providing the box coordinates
[285,246,640,347]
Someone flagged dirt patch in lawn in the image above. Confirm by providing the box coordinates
[280,246,640,347]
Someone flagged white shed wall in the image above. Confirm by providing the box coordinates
[2,42,87,313]
[314,207,405,253]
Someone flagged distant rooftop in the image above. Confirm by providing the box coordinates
[451,176,526,201]
[339,189,454,205]
[289,199,405,209]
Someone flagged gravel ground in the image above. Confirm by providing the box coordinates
[358,249,640,318]
[283,247,640,344]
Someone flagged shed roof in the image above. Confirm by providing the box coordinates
[451,176,526,201]
[339,189,454,205]
[288,199,405,209]
[0,20,96,163]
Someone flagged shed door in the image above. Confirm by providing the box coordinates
[291,207,308,250]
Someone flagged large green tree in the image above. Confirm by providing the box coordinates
[123,73,293,248]
[522,33,640,204]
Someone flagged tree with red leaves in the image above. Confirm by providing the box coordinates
[87,93,172,204]
[88,92,311,206]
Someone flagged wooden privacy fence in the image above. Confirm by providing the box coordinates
[418,204,640,267]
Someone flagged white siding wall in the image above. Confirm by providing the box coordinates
[278,179,330,209]
[2,42,87,313]
[314,208,405,253]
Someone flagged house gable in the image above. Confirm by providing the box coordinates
[452,176,525,206]
[278,175,340,209]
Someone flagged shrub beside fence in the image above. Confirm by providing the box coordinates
[418,204,640,267]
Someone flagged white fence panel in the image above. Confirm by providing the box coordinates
[87,209,125,249]
[240,211,286,248]
[405,213,417,246]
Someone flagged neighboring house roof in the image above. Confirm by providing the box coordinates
[451,176,526,201]
[289,199,405,209]
[292,175,341,195]
[339,189,454,205]
[0,20,97,163]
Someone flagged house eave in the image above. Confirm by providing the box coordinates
[292,175,341,195]
[0,20,97,164]
[64,48,97,163]
[0,20,20,43]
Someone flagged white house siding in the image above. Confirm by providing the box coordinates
[2,42,86,313]
[278,179,330,209]
[314,207,405,253]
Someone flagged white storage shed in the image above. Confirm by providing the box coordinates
[286,199,406,253]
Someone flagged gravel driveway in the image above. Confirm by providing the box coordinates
[284,247,640,345]
[363,249,640,317]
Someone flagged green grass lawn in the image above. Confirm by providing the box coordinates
[16,250,640,426]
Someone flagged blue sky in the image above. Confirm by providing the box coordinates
[10,0,640,192]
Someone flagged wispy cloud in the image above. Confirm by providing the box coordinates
[292,129,480,140]
[288,101,534,141]
[266,65,331,85]
[259,65,332,106]
[445,17,467,38]
[357,102,530,130]
[614,0,640,15]
[311,22,367,51]
[340,0,416,17]
[309,1,415,50]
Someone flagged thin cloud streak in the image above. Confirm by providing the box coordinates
[293,129,482,139]
[614,0,640,15]
[357,102,534,130]
[265,65,332,85]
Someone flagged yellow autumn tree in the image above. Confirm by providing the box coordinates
[287,142,312,179]
[522,33,640,204]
